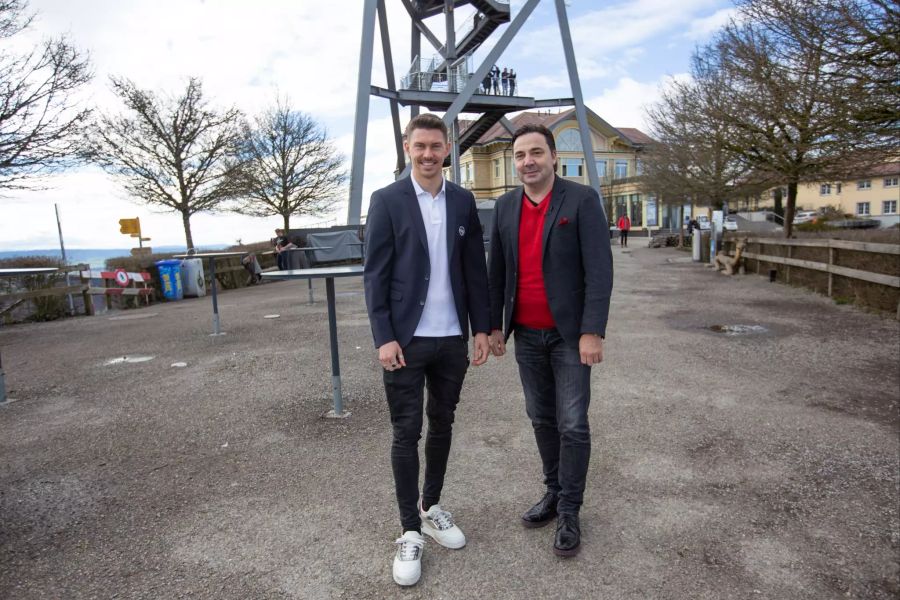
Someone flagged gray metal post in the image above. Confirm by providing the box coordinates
[325,277,345,416]
[347,0,379,225]
[410,22,420,120]
[209,257,222,335]
[55,203,75,315]
[0,351,6,403]
[555,0,602,200]
[377,0,405,176]
[308,278,314,305]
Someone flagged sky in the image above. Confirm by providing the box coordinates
[0,0,735,250]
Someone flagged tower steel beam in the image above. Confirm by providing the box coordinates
[377,0,405,175]
[555,0,602,201]
[347,0,378,225]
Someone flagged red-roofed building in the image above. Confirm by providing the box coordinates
[447,107,663,228]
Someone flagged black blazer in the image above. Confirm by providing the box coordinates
[488,176,613,348]
[364,177,490,349]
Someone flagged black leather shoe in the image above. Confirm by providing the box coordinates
[521,492,558,528]
[554,514,581,557]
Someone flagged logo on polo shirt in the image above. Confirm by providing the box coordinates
[458,226,465,237]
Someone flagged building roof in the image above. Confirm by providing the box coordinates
[462,109,652,148]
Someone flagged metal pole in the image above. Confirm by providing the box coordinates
[209,257,222,335]
[308,278,314,305]
[555,0,602,199]
[0,350,6,403]
[347,0,379,226]
[55,204,75,315]
[325,277,344,416]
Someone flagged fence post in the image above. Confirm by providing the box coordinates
[827,244,834,297]
[80,266,94,316]
[786,246,792,284]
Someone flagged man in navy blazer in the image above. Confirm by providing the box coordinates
[488,124,613,557]
[364,114,490,586]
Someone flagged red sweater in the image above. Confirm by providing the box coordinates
[513,191,556,329]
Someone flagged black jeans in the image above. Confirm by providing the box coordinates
[383,336,469,532]
[513,326,592,516]
[620,230,628,247]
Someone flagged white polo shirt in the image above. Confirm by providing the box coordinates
[410,175,462,337]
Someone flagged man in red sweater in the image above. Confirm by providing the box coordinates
[488,124,613,557]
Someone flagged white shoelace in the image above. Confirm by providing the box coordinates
[395,536,425,561]
[427,507,455,531]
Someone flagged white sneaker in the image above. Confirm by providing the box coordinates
[392,530,425,586]
[420,502,466,549]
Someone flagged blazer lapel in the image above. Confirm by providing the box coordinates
[445,184,457,260]
[541,177,565,261]
[509,186,523,271]
[404,178,429,254]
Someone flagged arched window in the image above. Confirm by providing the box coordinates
[556,128,582,151]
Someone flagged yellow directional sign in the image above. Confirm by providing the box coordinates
[119,218,141,235]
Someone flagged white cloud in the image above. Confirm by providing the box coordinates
[586,73,690,132]
[685,7,736,40]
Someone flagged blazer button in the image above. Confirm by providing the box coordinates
[425,275,429,281]
[420,300,425,306]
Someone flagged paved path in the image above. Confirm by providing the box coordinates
[1,246,897,599]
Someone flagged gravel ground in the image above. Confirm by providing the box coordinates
[1,245,897,599]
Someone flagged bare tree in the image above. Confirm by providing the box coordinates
[230,101,346,230]
[0,0,91,189]
[88,77,244,249]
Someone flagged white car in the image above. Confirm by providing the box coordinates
[723,216,738,231]
[696,215,711,230]
[793,210,817,224]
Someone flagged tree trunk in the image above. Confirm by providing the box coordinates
[677,204,685,248]
[182,211,194,250]
[784,180,798,238]
[282,213,290,232]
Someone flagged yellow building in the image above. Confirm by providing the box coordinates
[447,109,666,228]
[732,162,899,225]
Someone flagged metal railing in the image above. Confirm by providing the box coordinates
[401,53,474,93]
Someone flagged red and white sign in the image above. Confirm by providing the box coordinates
[114,269,131,287]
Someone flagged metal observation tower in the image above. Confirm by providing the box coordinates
[347,0,601,224]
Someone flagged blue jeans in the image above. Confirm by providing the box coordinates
[382,336,469,532]
[513,326,592,515]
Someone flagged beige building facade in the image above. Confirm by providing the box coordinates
[731,162,899,225]
[446,109,668,228]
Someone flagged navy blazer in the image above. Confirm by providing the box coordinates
[364,177,490,349]
[488,176,613,348]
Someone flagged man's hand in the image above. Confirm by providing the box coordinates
[472,333,490,366]
[489,329,506,357]
[579,334,603,366]
[378,341,406,371]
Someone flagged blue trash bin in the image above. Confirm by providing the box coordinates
[155,259,184,300]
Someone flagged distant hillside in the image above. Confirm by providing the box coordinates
[0,246,227,269]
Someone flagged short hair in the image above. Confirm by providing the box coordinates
[511,124,556,154]
[405,113,448,141]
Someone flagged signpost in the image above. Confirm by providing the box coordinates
[119,217,151,254]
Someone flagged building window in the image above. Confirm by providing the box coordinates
[630,194,643,227]
[464,163,471,182]
[556,129,583,151]
[614,160,628,179]
[820,184,831,195]
[493,159,500,178]
[561,158,583,177]
[856,202,870,215]
[645,195,658,226]
[857,179,871,190]
[615,195,627,219]
[510,161,516,178]
[635,159,643,176]
[883,200,897,215]
[884,177,899,188]
[595,160,607,178]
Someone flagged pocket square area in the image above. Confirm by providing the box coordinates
[558,217,570,226]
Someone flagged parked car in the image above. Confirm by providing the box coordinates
[723,215,738,231]
[793,210,818,224]
[697,215,711,230]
